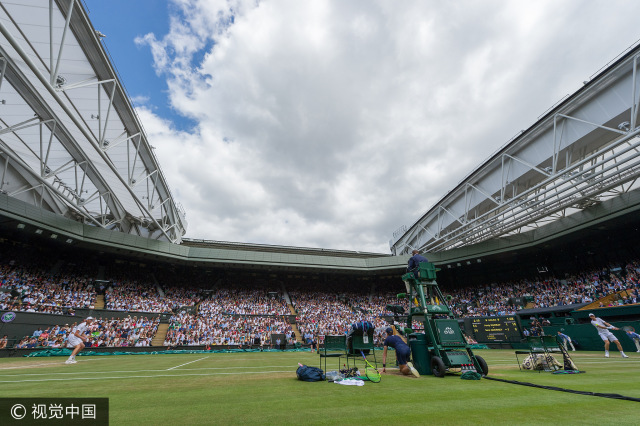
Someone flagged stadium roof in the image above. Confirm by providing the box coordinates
[392,41,640,255]
[0,0,186,243]
[0,192,405,273]
[2,0,639,269]
[181,238,391,259]
[3,183,640,275]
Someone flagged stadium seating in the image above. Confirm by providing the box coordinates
[2,236,640,351]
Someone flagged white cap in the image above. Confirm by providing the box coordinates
[86,316,94,321]
[588,313,595,317]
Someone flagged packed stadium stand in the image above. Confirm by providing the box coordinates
[2,225,640,352]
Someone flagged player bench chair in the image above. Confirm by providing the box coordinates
[515,336,543,371]
[540,335,563,353]
[319,335,347,372]
[346,331,377,370]
[515,336,561,372]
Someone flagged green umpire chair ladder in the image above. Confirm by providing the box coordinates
[319,335,347,372]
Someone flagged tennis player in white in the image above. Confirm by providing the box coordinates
[589,313,628,358]
[65,316,94,364]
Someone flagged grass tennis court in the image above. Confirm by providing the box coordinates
[1,349,639,425]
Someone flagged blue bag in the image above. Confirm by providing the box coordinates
[296,364,326,382]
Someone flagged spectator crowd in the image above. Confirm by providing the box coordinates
[3,238,640,350]
[14,315,159,349]
[0,263,96,313]
[446,261,640,318]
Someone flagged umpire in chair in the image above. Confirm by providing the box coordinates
[407,250,429,278]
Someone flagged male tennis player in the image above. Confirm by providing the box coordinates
[589,313,628,358]
[382,327,419,377]
[65,316,94,364]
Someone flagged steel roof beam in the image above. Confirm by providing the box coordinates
[392,47,640,255]
[0,16,177,242]
[56,0,186,240]
[0,46,126,223]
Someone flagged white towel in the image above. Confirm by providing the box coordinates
[335,379,364,386]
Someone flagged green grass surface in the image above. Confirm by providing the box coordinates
[1,349,639,425]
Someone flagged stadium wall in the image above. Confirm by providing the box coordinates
[542,322,640,353]
[2,185,640,277]
[0,345,279,359]
[0,193,408,272]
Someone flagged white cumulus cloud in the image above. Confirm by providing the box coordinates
[134,0,640,252]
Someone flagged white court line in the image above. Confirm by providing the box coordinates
[166,356,209,370]
[0,370,293,384]
[0,364,300,378]
[0,362,64,370]
[0,358,118,370]
[77,358,117,362]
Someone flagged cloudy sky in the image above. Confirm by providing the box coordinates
[86,0,640,253]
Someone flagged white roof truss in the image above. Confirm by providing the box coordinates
[0,0,187,242]
[392,46,640,255]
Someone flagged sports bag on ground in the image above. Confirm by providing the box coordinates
[296,364,326,382]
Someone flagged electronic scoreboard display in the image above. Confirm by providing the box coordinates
[470,316,520,342]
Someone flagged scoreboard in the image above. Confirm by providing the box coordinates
[470,316,520,342]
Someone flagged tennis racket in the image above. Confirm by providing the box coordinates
[622,326,635,332]
[360,350,381,383]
